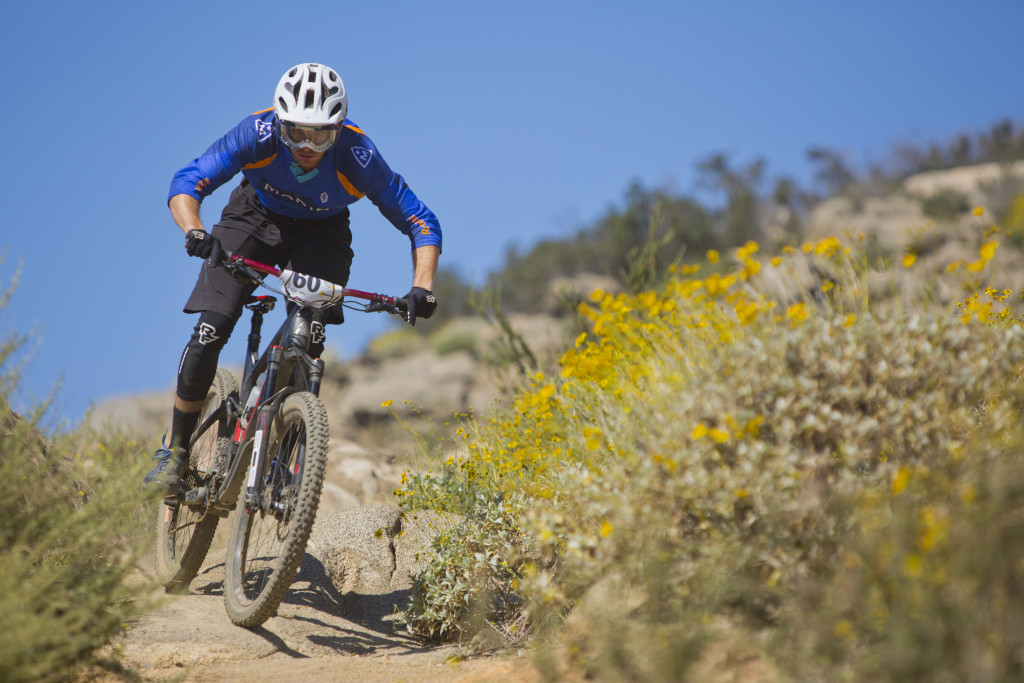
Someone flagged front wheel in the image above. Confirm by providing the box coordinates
[223,391,329,627]
[154,368,237,592]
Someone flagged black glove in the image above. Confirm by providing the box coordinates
[403,286,437,326]
[185,229,224,264]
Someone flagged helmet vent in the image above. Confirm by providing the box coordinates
[274,63,347,127]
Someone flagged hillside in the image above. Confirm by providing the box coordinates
[28,151,1024,681]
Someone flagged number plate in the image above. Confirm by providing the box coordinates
[279,269,344,308]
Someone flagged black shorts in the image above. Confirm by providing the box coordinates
[184,180,354,325]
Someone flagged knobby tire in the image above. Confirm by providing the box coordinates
[223,391,329,627]
[154,368,238,592]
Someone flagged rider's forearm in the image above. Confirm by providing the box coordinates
[169,193,205,236]
[412,245,440,290]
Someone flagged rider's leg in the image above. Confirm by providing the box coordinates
[144,311,239,494]
[172,310,240,444]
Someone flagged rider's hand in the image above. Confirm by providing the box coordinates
[185,229,224,265]
[403,287,437,326]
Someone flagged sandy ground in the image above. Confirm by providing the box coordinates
[88,541,542,683]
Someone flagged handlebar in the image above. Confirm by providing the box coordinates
[223,252,409,316]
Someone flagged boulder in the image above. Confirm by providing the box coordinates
[903,160,1024,207]
[808,195,929,252]
[305,504,458,623]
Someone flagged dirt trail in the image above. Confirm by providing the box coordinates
[97,533,540,682]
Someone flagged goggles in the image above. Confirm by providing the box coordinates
[279,121,339,153]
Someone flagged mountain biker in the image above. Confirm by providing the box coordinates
[144,62,441,496]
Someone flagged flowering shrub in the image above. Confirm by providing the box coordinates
[398,214,1024,680]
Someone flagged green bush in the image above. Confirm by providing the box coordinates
[921,187,970,220]
[398,492,534,645]
[365,326,419,359]
[428,320,481,357]
[0,274,154,681]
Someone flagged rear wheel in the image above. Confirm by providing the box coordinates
[224,391,329,627]
[154,368,238,592]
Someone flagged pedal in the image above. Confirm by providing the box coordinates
[182,486,209,506]
[210,505,233,518]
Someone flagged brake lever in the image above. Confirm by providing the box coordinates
[365,302,400,314]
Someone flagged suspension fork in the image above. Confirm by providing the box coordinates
[244,344,284,513]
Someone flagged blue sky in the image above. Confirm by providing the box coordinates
[1,0,1022,424]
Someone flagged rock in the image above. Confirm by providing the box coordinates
[903,160,1024,207]
[808,195,929,252]
[329,350,482,426]
[305,504,459,623]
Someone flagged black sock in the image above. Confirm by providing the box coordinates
[170,407,202,452]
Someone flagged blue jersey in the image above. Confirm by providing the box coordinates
[169,109,441,251]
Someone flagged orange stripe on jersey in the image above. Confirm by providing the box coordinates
[251,107,274,116]
[243,153,277,170]
[336,171,365,198]
[344,124,365,135]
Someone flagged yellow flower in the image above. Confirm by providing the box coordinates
[786,302,809,325]
[600,520,614,538]
[709,428,730,443]
[691,424,709,439]
[979,241,998,261]
[742,258,761,278]
[734,300,760,326]
[834,619,853,638]
[892,467,910,494]
[704,273,736,296]
[381,399,394,408]
[706,249,720,264]
[902,554,923,577]
[902,253,917,268]
[736,241,760,260]
[972,206,985,216]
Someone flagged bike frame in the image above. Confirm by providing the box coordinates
[183,253,407,517]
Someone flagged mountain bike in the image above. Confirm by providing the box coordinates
[153,252,408,628]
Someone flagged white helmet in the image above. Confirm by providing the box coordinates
[273,63,348,127]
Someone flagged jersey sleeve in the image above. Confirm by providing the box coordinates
[346,130,442,252]
[168,112,273,204]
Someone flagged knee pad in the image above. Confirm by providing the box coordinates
[176,311,238,402]
[307,307,343,359]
